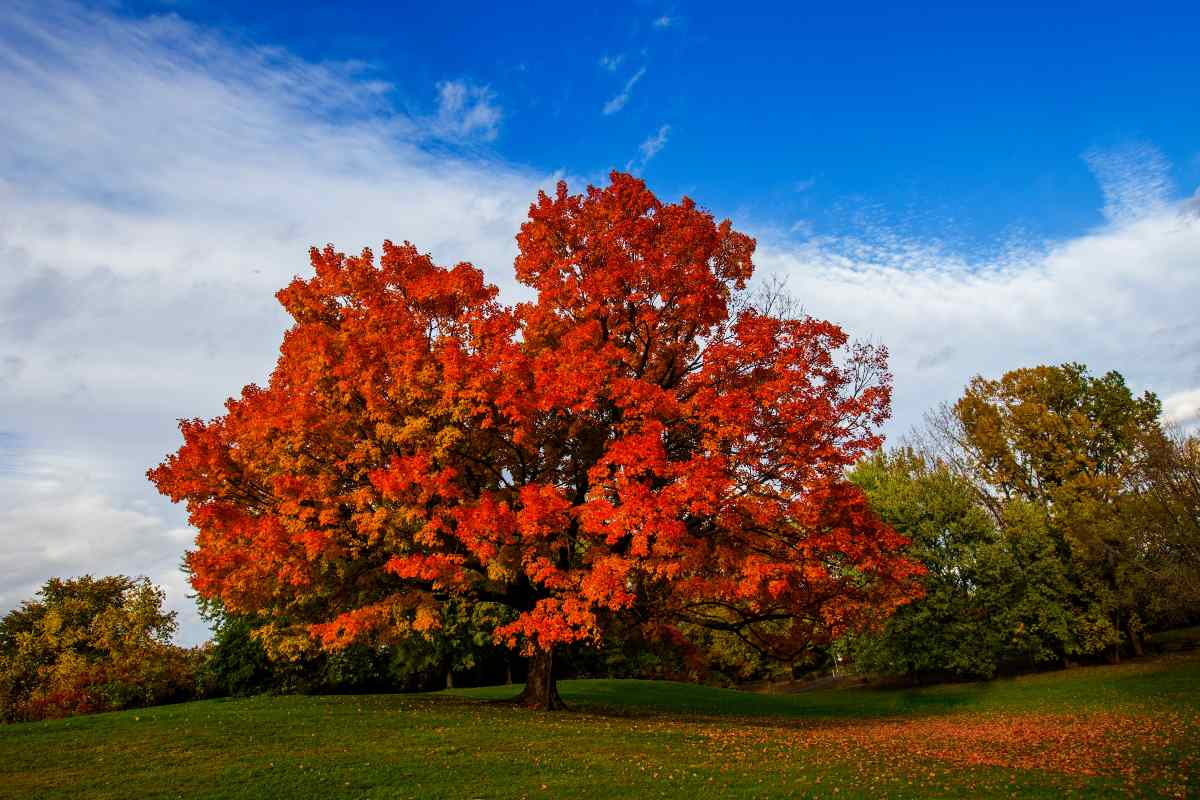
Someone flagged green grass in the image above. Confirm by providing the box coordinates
[2,653,1197,799]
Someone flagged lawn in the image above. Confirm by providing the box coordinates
[2,653,1197,799]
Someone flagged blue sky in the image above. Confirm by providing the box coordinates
[1,0,1198,642]
[126,0,1200,248]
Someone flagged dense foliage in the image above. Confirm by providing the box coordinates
[848,450,1004,678]
[0,576,200,722]
[848,364,1200,680]
[149,172,922,707]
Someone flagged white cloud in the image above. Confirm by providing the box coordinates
[434,79,503,141]
[756,154,1200,441]
[625,124,671,173]
[599,53,625,72]
[1083,143,1174,224]
[1164,388,1200,426]
[0,0,550,643]
[640,125,671,161]
[3,2,1198,650]
[602,66,646,115]
[652,15,674,28]
[0,449,201,638]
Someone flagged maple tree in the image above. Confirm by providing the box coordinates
[150,172,921,708]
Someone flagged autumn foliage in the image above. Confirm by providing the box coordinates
[149,173,921,707]
[0,576,199,722]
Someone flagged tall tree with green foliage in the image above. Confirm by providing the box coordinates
[1124,425,1200,628]
[849,450,1092,678]
[848,450,1000,678]
[927,363,1165,659]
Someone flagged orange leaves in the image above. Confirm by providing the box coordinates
[298,529,336,560]
[516,485,573,540]
[451,494,517,562]
[370,454,460,504]
[309,601,398,650]
[579,556,636,609]
[149,171,919,662]
[385,554,466,588]
[494,597,598,652]
[686,705,1199,796]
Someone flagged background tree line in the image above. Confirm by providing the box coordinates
[3,361,1197,721]
[844,363,1200,681]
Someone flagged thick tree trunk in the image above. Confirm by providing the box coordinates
[516,648,565,710]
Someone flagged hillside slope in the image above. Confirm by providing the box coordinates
[2,654,1197,799]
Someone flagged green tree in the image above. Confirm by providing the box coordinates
[1123,426,1200,629]
[198,594,517,696]
[981,500,1103,665]
[928,363,1165,659]
[849,450,1003,678]
[847,449,1130,679]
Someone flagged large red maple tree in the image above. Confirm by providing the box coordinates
[150,173,921,708]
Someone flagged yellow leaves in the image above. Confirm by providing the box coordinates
[485,558,516,584]
[412,605,441,633]
[432,426,464,456]
[252,621,316,662]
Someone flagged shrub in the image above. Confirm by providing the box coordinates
[0,575,201,722]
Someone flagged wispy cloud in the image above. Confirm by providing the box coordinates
[757,153,1200,439]
[789,219,814,237]
[602,66,646,115]
[0,0,550,642]
[640,124,671,161]
[599,53,625,72]
[434,80,503,141]
[652,15,674,28]
[625,124,670,173]
[1083,142,1174,224]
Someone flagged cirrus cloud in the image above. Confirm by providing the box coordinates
[756,150,1200,438]
[0,0,550,643]
[2,0,1196,646]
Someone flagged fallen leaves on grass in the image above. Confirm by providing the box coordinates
[695,709,1198,796]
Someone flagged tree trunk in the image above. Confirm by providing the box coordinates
[445,668,454,690]
[505,657,513,686]
[1129,632,1145,658]
[516,648,565,710]
[1125,618,1145,658]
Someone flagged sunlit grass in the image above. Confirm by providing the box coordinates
[2,653,1197,799]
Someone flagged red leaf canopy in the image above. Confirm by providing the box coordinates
[150,173,922,660]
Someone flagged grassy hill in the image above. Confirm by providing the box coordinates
[2,653,1197,799]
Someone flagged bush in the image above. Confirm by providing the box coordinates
[0,575,201,722]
